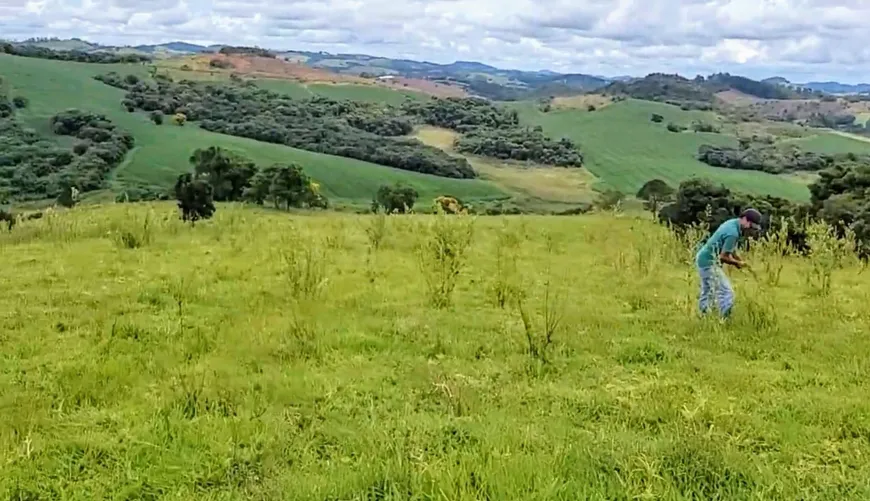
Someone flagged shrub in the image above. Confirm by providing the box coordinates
[150,111,164,125]
[433,196,466,214]
[594,189,625,211]
[174,173,216,224]
[375,183,418,213]
[651,113,664,123]
[637,179,675,214]
[12,96,29,109]
[245,163,326,210]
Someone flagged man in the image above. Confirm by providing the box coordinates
[695,208,763,318]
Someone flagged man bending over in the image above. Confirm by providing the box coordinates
[694,208,762,318]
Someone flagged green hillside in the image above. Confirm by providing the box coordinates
[789,131,870,155]
[514,99,813,200]
[0,54,505,205]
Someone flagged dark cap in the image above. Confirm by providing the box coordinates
[740,208,762,228]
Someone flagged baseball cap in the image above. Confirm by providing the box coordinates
[740,208,763,229]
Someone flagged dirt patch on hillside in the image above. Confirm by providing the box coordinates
[553,94,613,110]
[376,76,468,98]
[715,90,765,105]
[717,90,870,122]
[159,55,467,98]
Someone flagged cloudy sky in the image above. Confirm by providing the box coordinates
[2,0,869,82]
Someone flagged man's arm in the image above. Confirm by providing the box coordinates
[719,251,744,268]
[719,235,746,268]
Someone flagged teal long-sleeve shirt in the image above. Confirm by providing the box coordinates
[695,218,740,268]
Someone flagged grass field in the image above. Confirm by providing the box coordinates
[2,203,870,499]
[0,54,505,205]
[791,131,870,154]
[513,99,814,200]
[414,126,599,208]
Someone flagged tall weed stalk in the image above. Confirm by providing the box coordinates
[514,232,564,367]
[417,210,474,308]
[805,221,857,296]
[489,218,522,308]
[278,231,329,300]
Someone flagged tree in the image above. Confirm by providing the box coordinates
[0,209,15,231]
[636,179,675,215]
[189,146,257,202]
[150,111,164,125]
[374,183,418,213]
[245,163,326,209]
[174,173,216,224]
[56,185,79,208]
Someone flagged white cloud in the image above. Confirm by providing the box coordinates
[2,0,870,82]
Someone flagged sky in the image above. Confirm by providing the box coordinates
[2,0,870,83]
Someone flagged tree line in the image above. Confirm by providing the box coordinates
[174,146,327,223]
[695,143,864,175]
[1,43,151,64]
[0,85,134,201]
[95,73,586,175]
[402,97,584,166]
[651,161,870,257]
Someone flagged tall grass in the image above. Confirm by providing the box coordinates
[2,202,870,499]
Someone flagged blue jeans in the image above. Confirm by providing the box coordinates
[698,266,734,317]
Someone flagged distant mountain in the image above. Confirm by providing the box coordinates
[272,49,611,99]
[601,72,817,106]
[801,81,870,94]
[762,76,790,85]
[133,41,210,53]
[763,76,870,95]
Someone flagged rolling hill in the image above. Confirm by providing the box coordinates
[7,48,870,210]
[513,99,856,201]
[0,54,507,207]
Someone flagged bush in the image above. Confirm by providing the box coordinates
[691,121,719,133]
[174,173,215,224]
[594,189,625,210]
[12,96,29,109]
[666,123,686,133]
[651,114,664,123]
[150,111,164,125]
[245,163,327,210]
[637,179,675,214]
[375,183,418,213]
[209,59,234,69]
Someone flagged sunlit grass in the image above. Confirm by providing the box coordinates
[2,202,869,499]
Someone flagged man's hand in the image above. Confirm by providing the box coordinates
[720,252,744,268]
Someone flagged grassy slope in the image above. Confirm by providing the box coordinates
[791,130,870,154]
[414,126,599,208]
[2,204,870,498]
[0,54,505,205]
[512,99,813,200]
